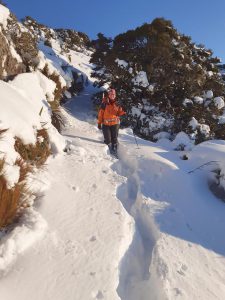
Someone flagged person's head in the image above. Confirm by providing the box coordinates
[108,88,116,102]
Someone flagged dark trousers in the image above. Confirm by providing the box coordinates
[102,124,120,145]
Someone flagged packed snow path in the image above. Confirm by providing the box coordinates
[0,87,134,300]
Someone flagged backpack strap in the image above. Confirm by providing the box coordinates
[100,102,107,110]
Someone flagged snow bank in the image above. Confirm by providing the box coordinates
[0,208,47,274]
[37,45,68,88]
[9,72,53,130]
[9,72,65,152]
[0,71,65,189]
[0,4,10,29]
[0,80,44,145]
[47,126,66,154]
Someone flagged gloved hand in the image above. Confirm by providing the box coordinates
[98,123,102,130]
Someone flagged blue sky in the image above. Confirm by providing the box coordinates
[5,0,225,62]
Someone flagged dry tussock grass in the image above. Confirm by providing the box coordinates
[0,128,8,135]
[42,64,65,103]
[51,107,65,133]
[14,128,51,167]
[0,158,33,229]
[0,170,26,228]
[15,158,32,182]
[0,155,30,228]
[0,129,32,228]
[41,64,66,132]
[0,127,51,229]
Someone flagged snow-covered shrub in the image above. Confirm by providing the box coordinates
[209,163,225,202]
[91,17,225,144]
[0,27,25,79]
[153,131,171,141]
[213,163,225,201]
[172,132,194,151]
[218,167,225,192]
[189,117,199,130]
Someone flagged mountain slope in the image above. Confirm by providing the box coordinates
[1,5,225,300]
[0,47,225,300]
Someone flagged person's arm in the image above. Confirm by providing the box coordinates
[98,108,104,129]
[118,106,126,116]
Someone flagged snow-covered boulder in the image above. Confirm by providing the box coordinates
[132,71,149,87]
[204,90,213,99]
[193,96,204,104]
[183,98,193,107]
[115,58,128,69]
[214,97,224,109]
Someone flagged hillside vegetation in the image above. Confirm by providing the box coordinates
[91,18,225,144]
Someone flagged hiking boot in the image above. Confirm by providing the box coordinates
[112,143,118,152]
[108,143,112,151]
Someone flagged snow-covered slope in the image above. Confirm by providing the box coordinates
[0,45,225,300]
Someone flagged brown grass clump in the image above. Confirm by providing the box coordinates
[0,130,48,229]
[0,159,4,172]
[0,129,25,228]
[0,158,28,228]
[41,64,67,132]
[42,64,66,103]
[14,129,51,168]
[51,108,65,133]
[0,129,8,135]
[15,158,32,182]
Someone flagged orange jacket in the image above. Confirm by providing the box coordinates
[98,101,126,126]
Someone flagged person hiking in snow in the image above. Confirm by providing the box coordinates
[97,88,125,154]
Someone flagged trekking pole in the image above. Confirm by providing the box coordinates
[131,125,140,149]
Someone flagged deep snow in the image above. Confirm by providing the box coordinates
[0,48,225,300]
